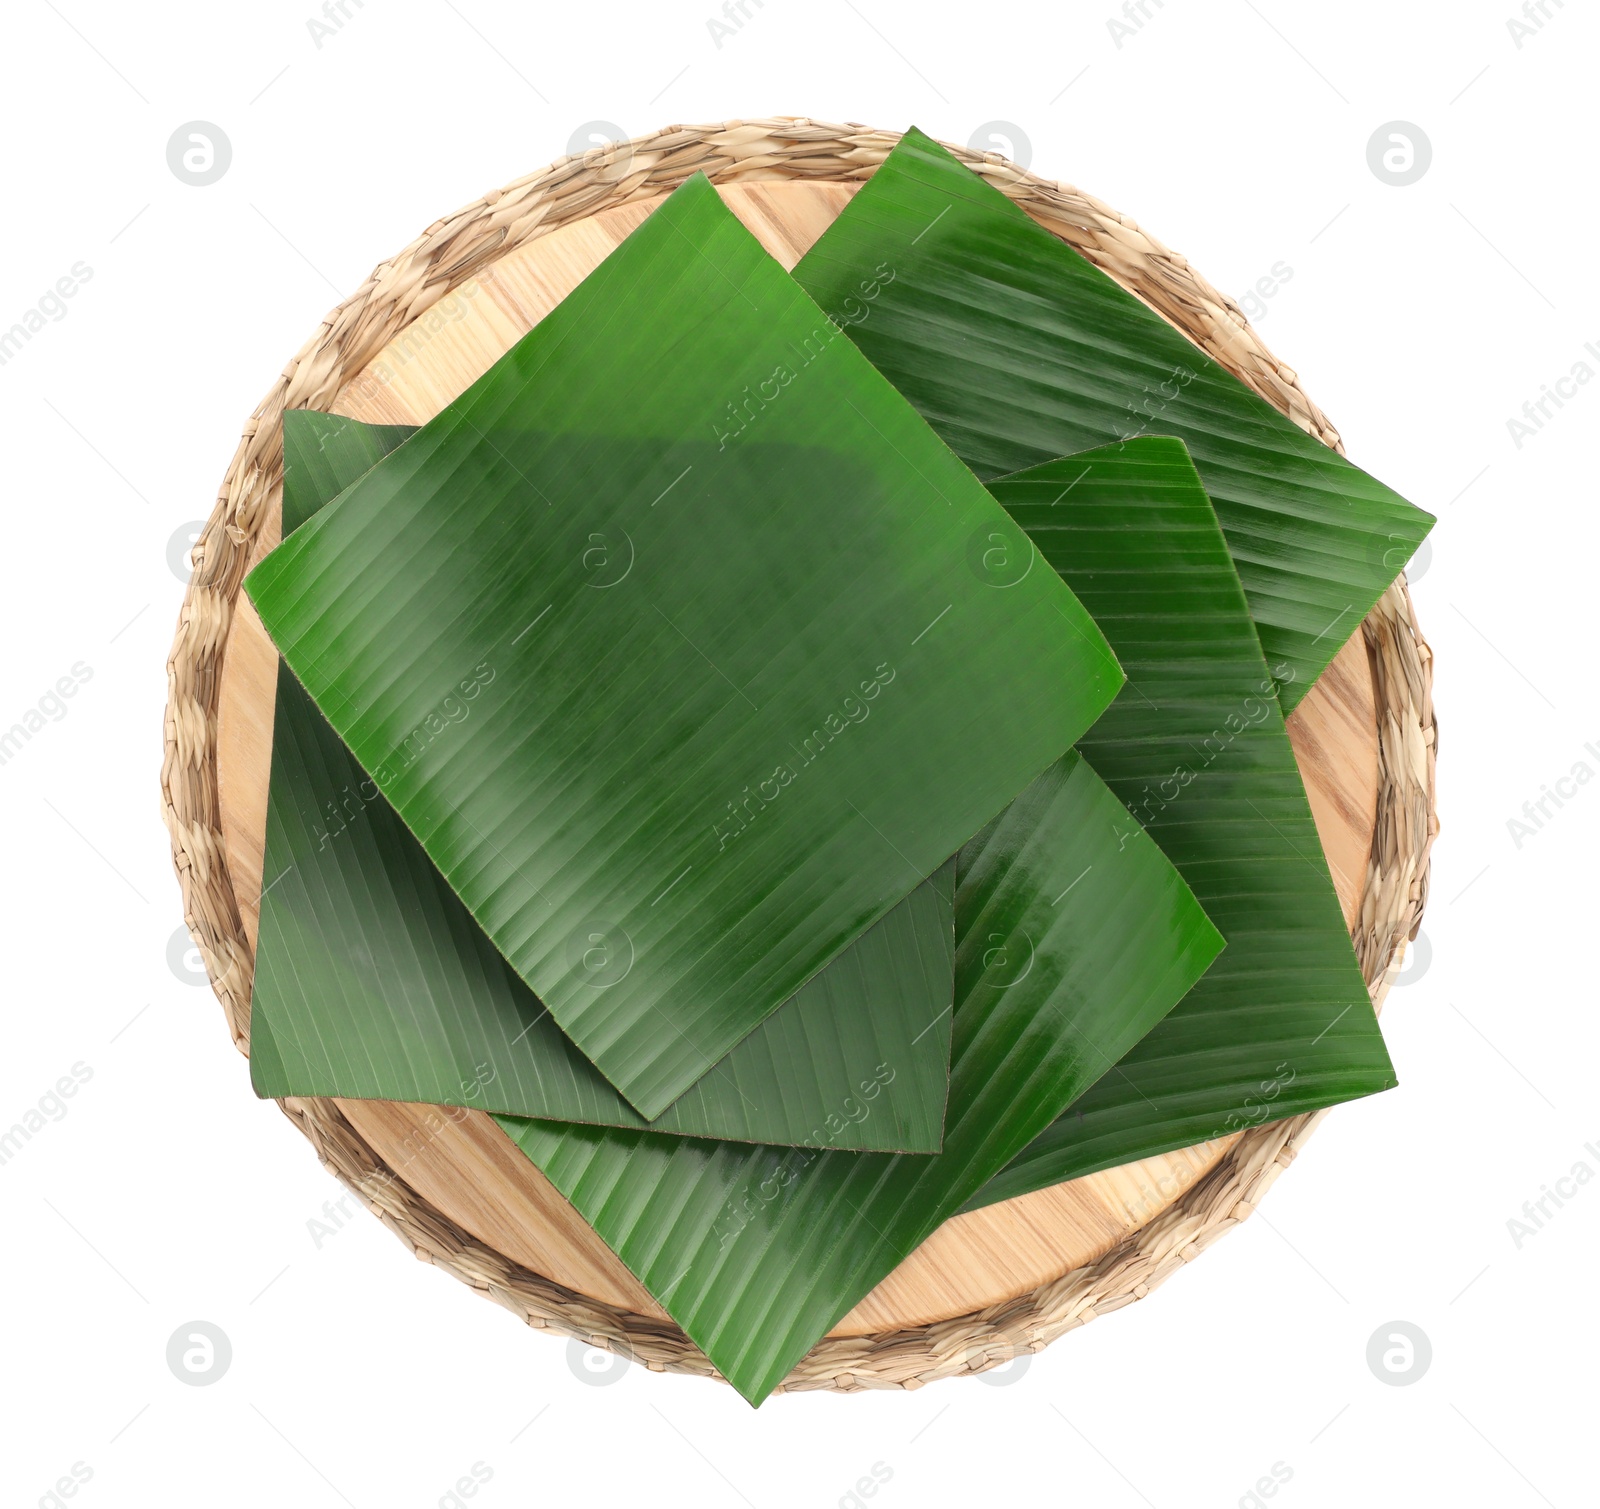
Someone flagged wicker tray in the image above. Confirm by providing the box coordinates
[161,119,1437,1394]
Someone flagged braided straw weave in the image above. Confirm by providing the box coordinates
[161,119,1438,1393]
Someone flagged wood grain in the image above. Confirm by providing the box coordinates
[215,180,1378,1337]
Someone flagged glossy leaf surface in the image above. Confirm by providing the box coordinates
[249,410,958,1151]
[792,127,1434,711]
[966,438,1396,1209]
[501,750,1222,1405]
[247,173,1122,1116]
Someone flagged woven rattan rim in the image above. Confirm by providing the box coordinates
[161,118,1438,1394]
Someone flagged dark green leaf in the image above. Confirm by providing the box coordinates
[965,438,1395,1211]
[250,409,958,1152]
[792,127,1434,712]
[247,172,1122,1117]
[500,749,1223,1405]
[281,412,416,536]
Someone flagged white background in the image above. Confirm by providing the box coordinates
[1,1,1594,1504]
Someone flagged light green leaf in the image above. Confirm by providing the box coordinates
[247,172,1122,1117]
[965,438,1395,1211]
[792,126,1434,712]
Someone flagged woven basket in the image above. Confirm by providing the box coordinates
[161,118,1438,1394]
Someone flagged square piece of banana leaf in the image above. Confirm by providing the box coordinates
[966,438,1396,1210]
[792,126,1434,713]
[247,411,957,1152]
[500,750,1222,1405]
[245,172,1122,1118]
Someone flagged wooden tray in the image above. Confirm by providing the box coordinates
[166,121,1437,1392]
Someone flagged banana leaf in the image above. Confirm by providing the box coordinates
[279,413,417,536]
[248,411,957,1152]
[792,126,1434,713]
[246,172,1122,1118]
[964,438,1395,1211]
[500,750,1223,1405]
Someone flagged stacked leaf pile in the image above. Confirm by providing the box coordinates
[245,128,1433,1405]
